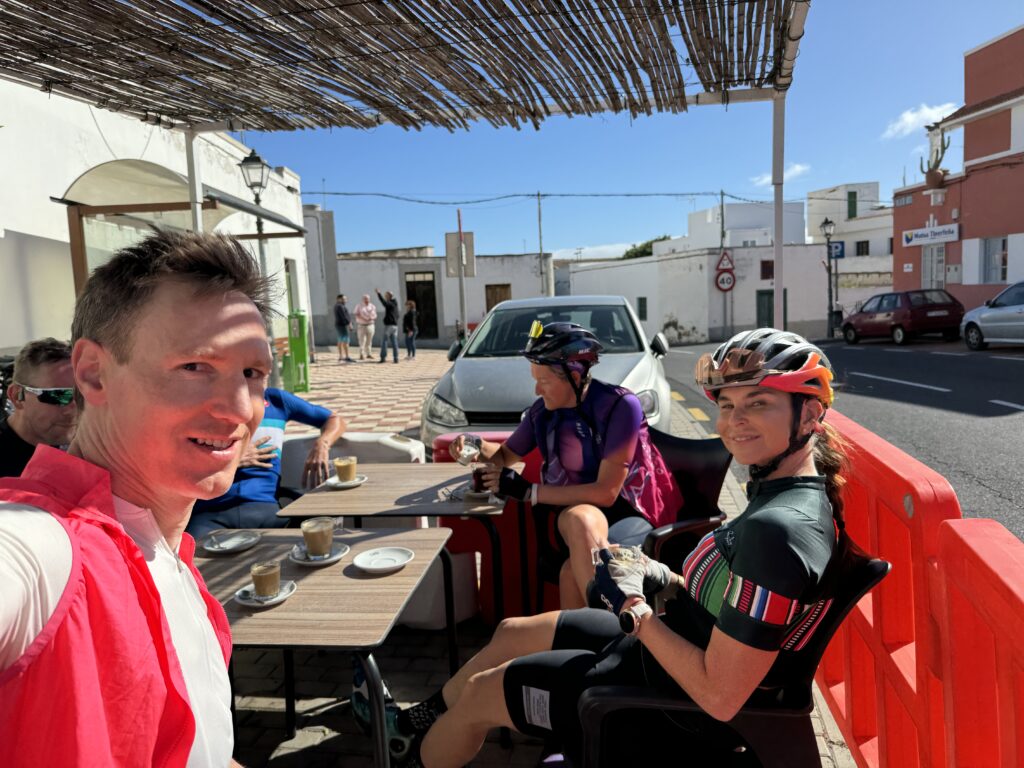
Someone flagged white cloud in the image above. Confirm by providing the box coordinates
[750,162,811,188]
[910,142,929,157]
[882,102,956,139]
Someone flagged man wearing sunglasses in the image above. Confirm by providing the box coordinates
[0,337,76,477]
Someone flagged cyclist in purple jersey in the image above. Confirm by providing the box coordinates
[448,321,682,609]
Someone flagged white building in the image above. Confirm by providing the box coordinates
[806,182,894,312]
[0,80,309,354]
[653,201,806,256]
[329,248,546,347]
[569,244,828,343]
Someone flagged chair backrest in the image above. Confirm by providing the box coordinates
[648,428,732,522]
[768,532,891,701]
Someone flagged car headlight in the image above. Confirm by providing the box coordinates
[637,389,659,417]
[425,394,468,427]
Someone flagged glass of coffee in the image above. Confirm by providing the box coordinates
[250,561,281,600]
[301,516,335,559]
[333,456,357,483]
[471,464,489,493]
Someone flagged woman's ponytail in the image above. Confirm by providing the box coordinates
[814,421,850,528]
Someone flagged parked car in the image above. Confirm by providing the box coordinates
[961,281,1024,351]
[842,290,964,345]
[420,295,672,448]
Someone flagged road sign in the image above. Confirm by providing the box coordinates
[715,269,735,292]
[445,231,476,277]
[829,241,845,259]
[716,251,735,271]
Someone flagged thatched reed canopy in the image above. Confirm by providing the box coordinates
[0,0,804,132]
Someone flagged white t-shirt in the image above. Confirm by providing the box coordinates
[0,502,233,768]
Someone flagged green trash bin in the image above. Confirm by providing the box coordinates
[285,312,310,393]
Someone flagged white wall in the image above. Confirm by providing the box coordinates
[570,244,828,343]
[653,202,806,257]
[0,80,306,352]
[335,254,543,346]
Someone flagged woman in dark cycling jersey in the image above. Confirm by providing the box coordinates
[405,328,851,767]
[448,321,682,608]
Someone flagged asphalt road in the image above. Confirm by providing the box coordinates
[662,337,1024,539]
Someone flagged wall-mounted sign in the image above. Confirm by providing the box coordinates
[715,269,735,292]
[902,224,959,247]
[903,263,914,272]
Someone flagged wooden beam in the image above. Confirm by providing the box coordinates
[233,232,306,241]
[76,200,219,216]
[66,205,89,296]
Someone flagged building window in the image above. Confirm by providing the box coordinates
[847,191,857,220]
[760,260,774,280]
[742,239,757,247]
[637,297,648,321]
[894,194,913,207]
[982,237,1008,283]
[855,240,870,256]
[888,237,893,254]
[405,271,434,282]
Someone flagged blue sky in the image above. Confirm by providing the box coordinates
[243,2,1022,259]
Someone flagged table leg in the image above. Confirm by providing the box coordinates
[518,500,531,615]
[439,548,459,675]
[352,515,363,530]
[356,652,391,768]
[469,516,505,622]
[284,648,296,738]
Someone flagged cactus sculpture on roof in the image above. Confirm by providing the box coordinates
[920,129,950,188]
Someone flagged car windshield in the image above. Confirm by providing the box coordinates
[464,305,642,357]
[908,290,956,307]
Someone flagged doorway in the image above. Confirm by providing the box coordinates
[756,289,788,328]
[404,271,438,339]
[485,283,512,312]
[922,244,946,289]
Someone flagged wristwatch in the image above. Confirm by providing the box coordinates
[619,601,653,636]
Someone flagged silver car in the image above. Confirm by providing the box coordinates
[961,281,1024,350]
[420,296,672,448]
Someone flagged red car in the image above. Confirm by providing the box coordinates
[842,290,965,345]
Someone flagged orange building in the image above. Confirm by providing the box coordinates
[892,24,1024,308]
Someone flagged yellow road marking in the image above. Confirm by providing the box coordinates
[670,391,685,401]
[687,407,710,422]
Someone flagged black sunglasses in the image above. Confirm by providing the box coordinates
[17,383,76,407]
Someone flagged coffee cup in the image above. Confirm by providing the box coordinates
[250,561,281,600]
[301,516,335,559]
[333,456,357,483]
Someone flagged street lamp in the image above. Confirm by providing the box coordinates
[820,217,836,338]
[238,149,282,387]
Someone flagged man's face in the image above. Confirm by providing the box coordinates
[80,281,272,507]
[9,360,77,446]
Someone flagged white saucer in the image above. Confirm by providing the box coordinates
[324,474,368,491]
[234,580,296,607]
[199,529,261,554]
[462,488,492,501]
[289,542,350,566]
[353,547,415,574]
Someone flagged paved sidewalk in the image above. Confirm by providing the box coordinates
[231,348,853,766]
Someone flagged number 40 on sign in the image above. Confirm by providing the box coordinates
[715,270,735,292]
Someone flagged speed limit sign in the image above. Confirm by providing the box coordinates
[715,269,735,292]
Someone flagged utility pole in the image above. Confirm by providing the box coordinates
[457,208,468,340]
[537,192,552,296]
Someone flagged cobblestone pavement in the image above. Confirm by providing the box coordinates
[231,348,855,767]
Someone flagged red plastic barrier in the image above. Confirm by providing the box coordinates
[935,519,1024,768]
[815,411,962,768]
[433,432,542,625]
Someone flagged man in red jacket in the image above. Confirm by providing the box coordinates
[0,230,273,767]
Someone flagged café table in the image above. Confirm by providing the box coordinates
[277,462,508,627]
[196,527,451,768]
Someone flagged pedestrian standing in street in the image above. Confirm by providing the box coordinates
[354,294,377,360]
[334,294,355,363]
[376,288,400,364]
[403,299,418,360]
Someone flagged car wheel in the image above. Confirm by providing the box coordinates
[891,326,908,345]
[843,326,859,344]
[964,323,988,351]
[942,328,960,341]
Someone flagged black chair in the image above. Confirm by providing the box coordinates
[575,533,892,768]
[531,429,733,614]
